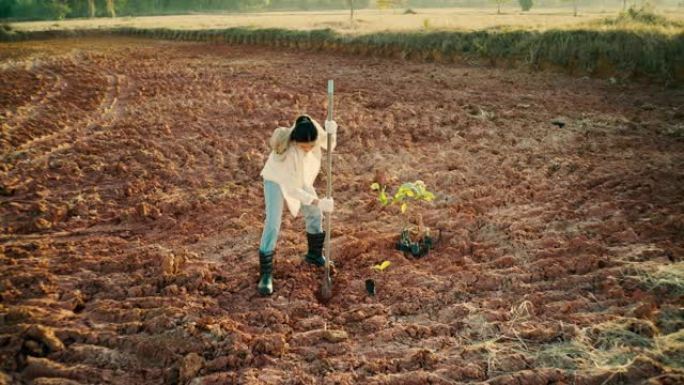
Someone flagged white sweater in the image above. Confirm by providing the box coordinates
[260,122,337,217]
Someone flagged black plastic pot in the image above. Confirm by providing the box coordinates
[396,229,437,258]
[365,279,376,296]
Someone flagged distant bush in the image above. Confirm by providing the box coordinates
[596,5,684,31]
[0,23,13,40]
[616,6,678,27]
[519,0,533,12]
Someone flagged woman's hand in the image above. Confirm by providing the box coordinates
[324,120,338,135]
[317,197,334,213]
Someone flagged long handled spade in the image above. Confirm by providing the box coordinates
[320,79,335,302]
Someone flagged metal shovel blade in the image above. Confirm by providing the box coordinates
[320,273,333,302]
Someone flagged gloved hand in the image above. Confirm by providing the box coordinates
[324,120,338,135]
[317,197,334,213]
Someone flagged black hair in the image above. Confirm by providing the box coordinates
[290,115,318,143]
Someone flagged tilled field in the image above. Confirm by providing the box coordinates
[1,37,683,385]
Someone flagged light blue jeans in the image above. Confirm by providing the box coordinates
[259,180,322,254]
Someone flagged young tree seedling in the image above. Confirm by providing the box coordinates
[371,180,437,257]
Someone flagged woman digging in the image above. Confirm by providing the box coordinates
[257,115,338,296]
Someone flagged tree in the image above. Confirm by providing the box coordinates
[491,0,510,15]
[518,0,533,12]
[88,0,95,17]
[346,0,371,23]
[105,0,115,17]
[0,0,16,18]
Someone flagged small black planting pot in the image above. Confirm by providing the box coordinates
[395,228,437,258]
[365,279,376,296]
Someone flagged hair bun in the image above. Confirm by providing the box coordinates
[296,115,311,124]
[291,115,318,143]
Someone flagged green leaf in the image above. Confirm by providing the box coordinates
[372,260,391,271]
[370,182,380,191]
[379,190,389,205]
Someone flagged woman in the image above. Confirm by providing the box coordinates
[257,115,338,296]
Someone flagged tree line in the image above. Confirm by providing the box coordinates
[0,0,676,21]
[0,0,371,20]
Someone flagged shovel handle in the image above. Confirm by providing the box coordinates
[327,80,334,122]
[326,80,333,199]
[324,80,334,280]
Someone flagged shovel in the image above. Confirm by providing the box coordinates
[319,79,335,302]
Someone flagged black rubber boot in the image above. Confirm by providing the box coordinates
[258,250,274,296]
[304,232,327,267]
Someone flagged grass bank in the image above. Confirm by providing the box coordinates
[2,10,682,84]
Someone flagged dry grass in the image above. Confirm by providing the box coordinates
[6,7,684,35]
[628,262,684,298]
[533,317,683,375]
[509,300,535,323]
[657,329,684,369]
[459,313,678,378]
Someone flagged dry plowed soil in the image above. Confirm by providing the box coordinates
[1,37,683,385]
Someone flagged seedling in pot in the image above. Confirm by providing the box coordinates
[371,180,437,258]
